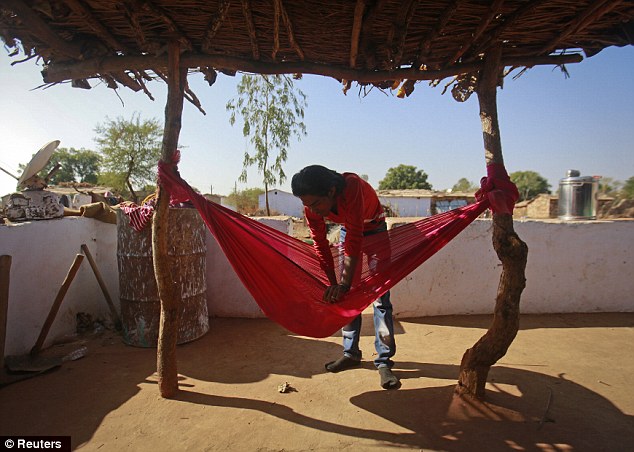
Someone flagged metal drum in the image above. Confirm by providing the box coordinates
[558,170,599,220]
[117,207,209,347]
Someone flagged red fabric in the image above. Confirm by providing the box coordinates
[304,173,384,271]
[157,155,515,338]
[119,200,156,231]
[476,163,519,215]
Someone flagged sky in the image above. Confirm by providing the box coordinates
[1,45,633,198]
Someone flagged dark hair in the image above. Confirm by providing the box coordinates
[291,165,345,197]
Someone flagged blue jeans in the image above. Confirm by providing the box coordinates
[340,224,396,368]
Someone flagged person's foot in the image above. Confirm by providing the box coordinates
[325,356,361,373]
[378,367,400,389]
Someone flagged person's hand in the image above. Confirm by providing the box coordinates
[323,283,350,303]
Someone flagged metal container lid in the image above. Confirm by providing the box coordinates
[560,170,595,184]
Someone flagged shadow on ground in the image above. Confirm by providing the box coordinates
[0,315,632,451]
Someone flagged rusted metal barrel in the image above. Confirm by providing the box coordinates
[116,207,209,347]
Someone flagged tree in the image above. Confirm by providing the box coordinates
[598,177,622,197]
[226,187,265,214]
[378,164,432,190]
[226,74,307,215]
[21,147,101,185]
[451,177,478,192]
[622,177,634,199]
[94,114,163,202]
[509,170,550,201]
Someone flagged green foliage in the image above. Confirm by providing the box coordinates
[226,187,265,214]
[94,113,163,202]
[227,74,307,215]
[451,177,478,192]
[510,170,550,201]
[21,147,101,185]
[598,177,622,197]
[97,171,129,197]
[622,177,634,199]
[378,164,432,190]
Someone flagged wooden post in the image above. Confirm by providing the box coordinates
[80,244,121,330]
[153,40,187,398]
[0,256,11,371]
[456,45,528,399]
[31,254,85,355]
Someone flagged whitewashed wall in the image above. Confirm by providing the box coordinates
[379,196,432,217]
[0,217,118,356]
[2,215,633,356]
[258,190,304,217]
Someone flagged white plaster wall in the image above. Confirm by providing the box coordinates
[0,217,119,356]
[206,218,634,318]
[205,216,293,318]
[2,214,632,356]
[259,190,304,217]
[379,197,432,217]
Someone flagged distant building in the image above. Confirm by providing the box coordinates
[258,189,304,217]
[378,189,476,217]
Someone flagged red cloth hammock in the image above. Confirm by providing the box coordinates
[157,155,517,338]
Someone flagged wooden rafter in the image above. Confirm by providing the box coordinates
[202,0,231,53]
[272,0,304,61]
[41,51,583,85]
[3,0,83,59]
[120,0,159,53]
[415,0,461,67]
[278,0,305,60]
[389,0,419,68]
[359,0,387,69]
[448,0,504,66]
[539,0,623,54]
[349,0,366,68]
[474,0,549,56]
[62,0,129,52]
[240,0,260,60]
[111,71,142,92]
[129,0,192,50]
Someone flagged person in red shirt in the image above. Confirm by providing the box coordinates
[291,165,399,389]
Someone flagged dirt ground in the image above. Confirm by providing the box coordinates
[1,313,633,451]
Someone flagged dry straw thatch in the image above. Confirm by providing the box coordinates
[1,0,632,103]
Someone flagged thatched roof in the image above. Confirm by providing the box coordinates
[1,0,633,105]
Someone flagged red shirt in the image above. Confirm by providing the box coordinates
[304,173,384,271]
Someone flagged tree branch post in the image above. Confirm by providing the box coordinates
[153,40,187,398]
[456,45,528,399]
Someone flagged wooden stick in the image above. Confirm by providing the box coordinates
[41,52,584,85]
[80,244,121,330]
[0,256,12,371]
[30,254,84,356]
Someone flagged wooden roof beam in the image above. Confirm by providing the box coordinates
[62,0,129,53]
[3,0,83,59]
[474,0,549,56]
[359,0,387,69]
[415,0,461,68]
[539,0,623,54]
[120,0,159,53]
[202,0,231,53]
[129,0,192,51]
[349,0,366,68]
[240,0,260,60]
[272,0,304,61]
[389,0,418,68]
[42,52,583,85]
[448,0,504,66]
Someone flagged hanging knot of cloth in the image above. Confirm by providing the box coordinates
[475,163,519,215]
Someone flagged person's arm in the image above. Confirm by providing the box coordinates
[324,177,364,303]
